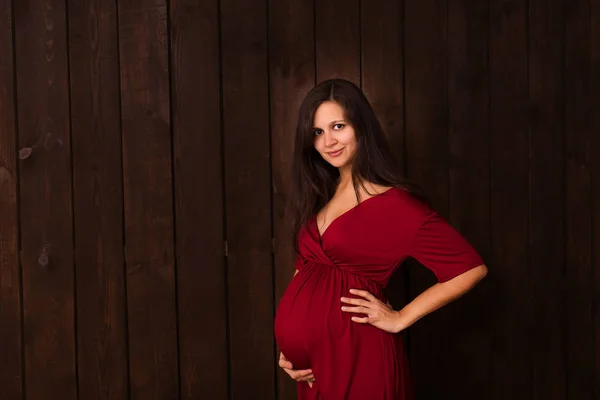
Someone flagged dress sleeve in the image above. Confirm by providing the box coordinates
[409,212,484,283]
[294,253,306,272]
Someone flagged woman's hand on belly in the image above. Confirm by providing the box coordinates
[278,352,315,388]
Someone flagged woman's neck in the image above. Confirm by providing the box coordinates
[338,165,353,187]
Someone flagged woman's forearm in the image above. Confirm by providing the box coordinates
[393,264,487,332]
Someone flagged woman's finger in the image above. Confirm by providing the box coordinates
[351,316,370,324]
[278,352,294,370]
[340,296,369,306]
[349,288,377,302]
[341,305,368,314]
[285,368,313,380]
[298,373,314,382]
[290,370,313,380]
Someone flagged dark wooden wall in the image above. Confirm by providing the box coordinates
[0,0,598,399]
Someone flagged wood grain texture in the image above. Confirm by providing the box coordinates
[404,1,449,397]
[268,0,315,398]
[0,0,22,397]
[447,0,492,397]
[489,0,531,398]
[360,0,404,172]
[68,0,128,398]
[117,1,178,398]
[565,0,594,398]
[529,0,567,398]
[169,0,228,398]
[13,0,77,398]
[592,1,600,396]
[220,0,275,398]
[315,0,360,84]
[404,0,448,213]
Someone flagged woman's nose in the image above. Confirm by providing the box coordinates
[323,130,337,146]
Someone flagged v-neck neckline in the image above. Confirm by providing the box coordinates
[313,187,394,240]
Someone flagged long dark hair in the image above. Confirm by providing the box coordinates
[287,78,428,250]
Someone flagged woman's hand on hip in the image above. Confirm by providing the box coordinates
[341,289,406,333]
[278,352,315,388]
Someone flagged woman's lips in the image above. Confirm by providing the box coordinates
[327,148,344,157]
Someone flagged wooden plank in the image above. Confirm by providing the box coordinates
[315,0,359,83]
[169,0,228,398]
[489,0,531,398]
[117,1,178,398]
[360,0,404,175]
[13,0,77,398]
[220,0,274,398]
[564,0,595,398]
[0,0,22,398]
[404,0,447,211]
[269,0,315,398]
[528,0,567,398]
[592,1,600,396]
[446,0,492,397]
[404,0,450,397]
[67,0,128,398]
[360,0,407,338]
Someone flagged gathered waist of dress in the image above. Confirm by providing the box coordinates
[302,259,386,290]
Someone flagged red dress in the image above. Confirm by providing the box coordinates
[274,188,484,399]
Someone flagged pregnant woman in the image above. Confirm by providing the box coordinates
[273,79,488,399]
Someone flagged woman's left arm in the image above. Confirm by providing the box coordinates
[392,263,487,332]
[341,264,487,333]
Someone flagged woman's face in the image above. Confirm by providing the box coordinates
[312,101,357,169]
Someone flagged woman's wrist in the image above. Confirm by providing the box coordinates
[393,309,413,333]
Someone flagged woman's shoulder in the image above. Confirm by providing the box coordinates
[381,186,434,221]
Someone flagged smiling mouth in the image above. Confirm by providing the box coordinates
[327,148,344,156]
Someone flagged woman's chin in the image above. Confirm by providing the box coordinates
[326,157,350,169]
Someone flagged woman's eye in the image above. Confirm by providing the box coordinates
[333,123,345,130]
[314,129,323,136]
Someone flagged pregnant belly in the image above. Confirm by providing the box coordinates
[274,262,383,370]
